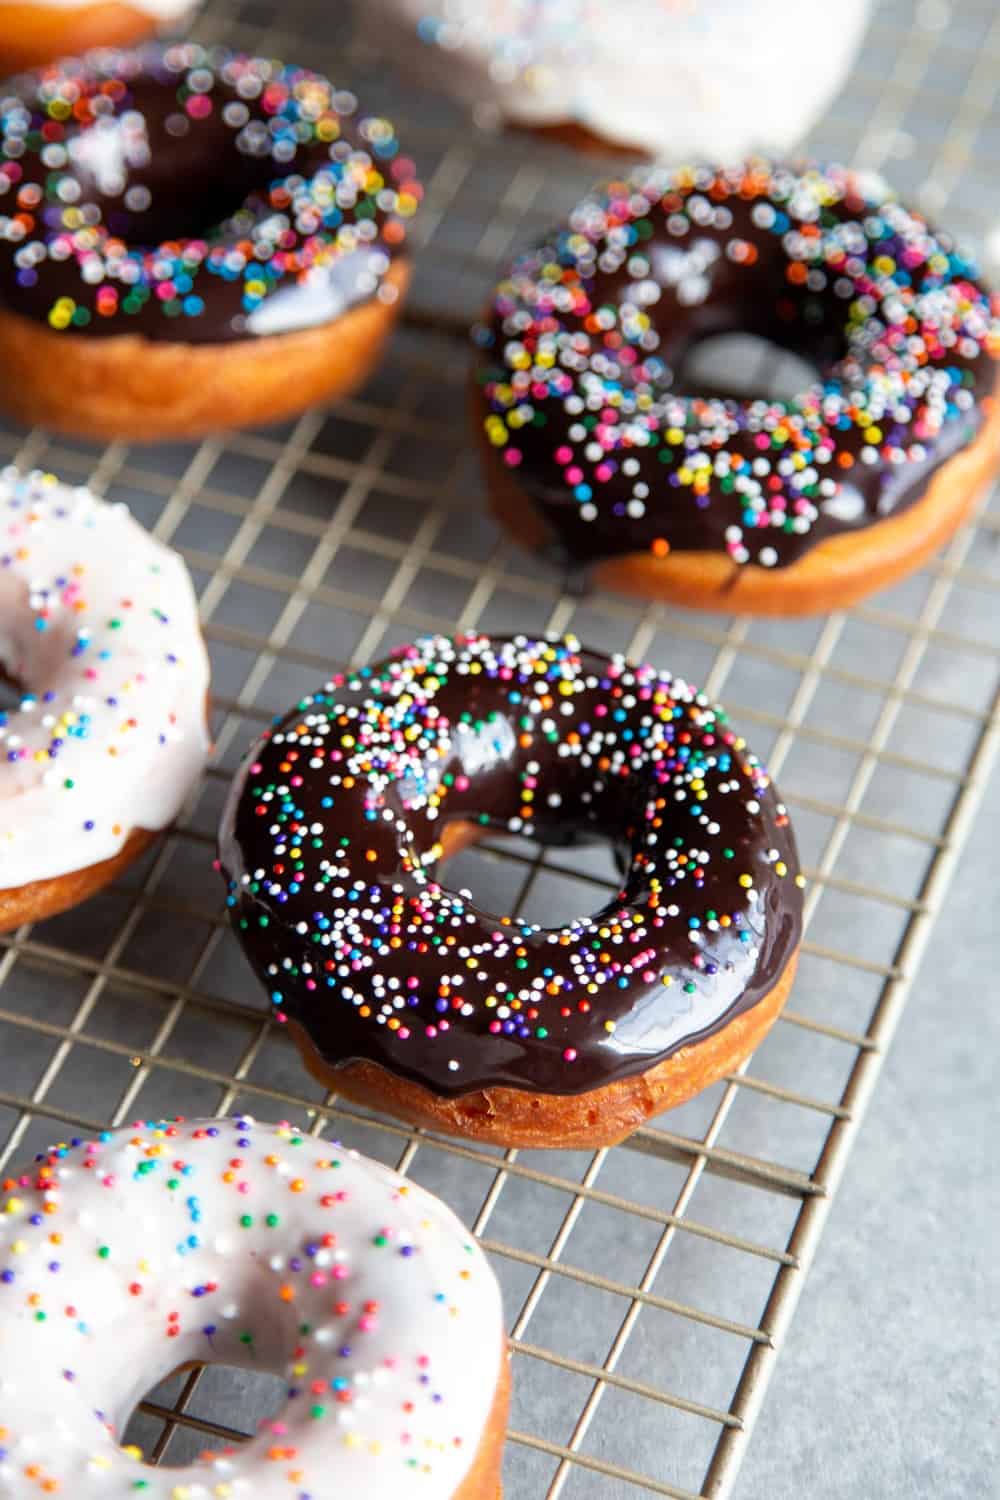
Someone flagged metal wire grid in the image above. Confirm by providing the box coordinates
[0,0,997,1495]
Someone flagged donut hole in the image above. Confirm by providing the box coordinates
[0,673,22,712]
[438,825,624,928]
[122,1363,288,1463]
[65,80,292,247]
[113,1296,301,1466]
[675,331,824,404]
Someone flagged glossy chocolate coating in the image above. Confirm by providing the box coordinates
[475,163,998,570]
[0,45,418,343]
[218,634,802,1098]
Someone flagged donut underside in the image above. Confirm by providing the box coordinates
[0,6,158,76]
[0,259,410,443]
[286,948,798,1150]
[476,375,1000,618]
[0,823,159,932]
[510,117,648,159]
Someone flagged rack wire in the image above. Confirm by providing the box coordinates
[0,0,998,1495]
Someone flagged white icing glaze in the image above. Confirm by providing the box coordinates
[0,1117,504,1499]
[0,0,195,18]
[0,468,209,887]
[363,0,874,158]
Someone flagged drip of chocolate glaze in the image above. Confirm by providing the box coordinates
[218,635,803,1098]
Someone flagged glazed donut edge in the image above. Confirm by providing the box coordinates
[475,372,1000,616]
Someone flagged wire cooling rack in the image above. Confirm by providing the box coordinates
[0,0,999,1495]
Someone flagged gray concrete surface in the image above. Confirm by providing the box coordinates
[740,766,999,1498]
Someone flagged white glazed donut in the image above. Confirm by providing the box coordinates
[0,468,210,923]
[361,0,873,158]
[0,1117,508,1499]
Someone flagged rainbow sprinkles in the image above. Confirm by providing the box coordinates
[477,162,1000,571]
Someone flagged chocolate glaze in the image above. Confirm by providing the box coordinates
[218,634,803,1099]
[0,44,420,343]
[475,163,999,571]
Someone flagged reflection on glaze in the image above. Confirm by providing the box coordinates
[219,633,803,1098]
[475,162,1000,570]
[0,45,422,343]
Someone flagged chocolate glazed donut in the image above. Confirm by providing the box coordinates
[0,44,422,439]
[474,162,1000,615]
[218,633,803,1148]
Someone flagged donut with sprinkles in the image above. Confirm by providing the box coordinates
[474,162,1000,615]
[0,0,199,79]
[219,633,803,1149]
[0,1117,508,1500]
[0,44,422,440]
[0,467,210,930]
[360,0,873,162]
